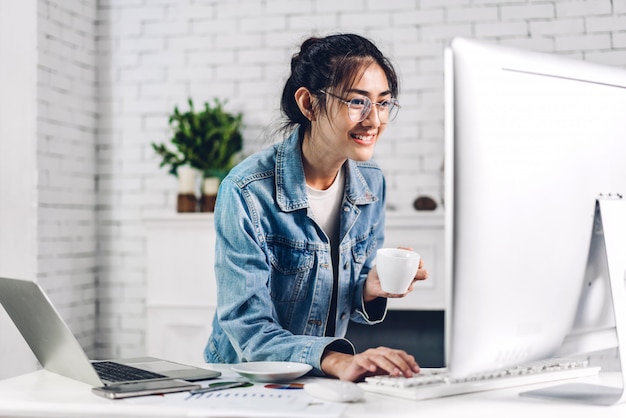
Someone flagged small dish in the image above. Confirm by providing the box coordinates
[231,361,312,383]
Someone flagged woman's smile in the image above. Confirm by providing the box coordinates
[350,131,377,145]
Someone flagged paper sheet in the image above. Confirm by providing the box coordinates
[124,382,347,417]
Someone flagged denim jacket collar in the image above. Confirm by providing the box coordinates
[275,129,379,213]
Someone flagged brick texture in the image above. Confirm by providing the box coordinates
[37,0,98,357]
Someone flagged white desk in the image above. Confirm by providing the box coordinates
[0,365,625,418]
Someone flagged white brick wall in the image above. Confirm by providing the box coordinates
[1,0,98,379]
[36,0,98,355]
[28,0,626,359]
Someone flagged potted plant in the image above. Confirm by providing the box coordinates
[152,98,243,212]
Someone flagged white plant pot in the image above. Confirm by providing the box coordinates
[200,176,221,212]
[176,166,200,212]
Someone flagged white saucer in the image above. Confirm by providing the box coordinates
[231,361,313,382]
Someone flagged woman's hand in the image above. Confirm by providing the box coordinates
[363,254,428,303]
[321,348,420,382]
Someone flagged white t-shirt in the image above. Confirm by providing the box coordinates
[306,167,345,336]
[306,167,345,243]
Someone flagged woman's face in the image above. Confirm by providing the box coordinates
[311,63,392,164]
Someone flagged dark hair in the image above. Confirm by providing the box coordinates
[280,33,399,136]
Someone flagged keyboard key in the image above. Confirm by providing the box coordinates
[92,361,167,382]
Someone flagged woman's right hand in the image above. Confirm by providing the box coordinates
[321,347,420,382]
[363,255,428,303]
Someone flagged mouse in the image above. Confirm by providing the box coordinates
[304,380,364,403]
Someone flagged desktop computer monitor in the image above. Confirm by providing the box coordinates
[444,38,626,377]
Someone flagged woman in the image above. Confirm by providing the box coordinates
[204,33,428,382]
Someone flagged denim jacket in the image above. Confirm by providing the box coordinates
[204,129,388,375]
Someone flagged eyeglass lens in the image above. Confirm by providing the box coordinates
[347,96,399,123]
[319,90,400,123]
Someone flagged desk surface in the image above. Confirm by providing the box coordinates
[0,364,625,418]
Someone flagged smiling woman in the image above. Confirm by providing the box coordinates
[203,33,428,382]
[298,62,393,178]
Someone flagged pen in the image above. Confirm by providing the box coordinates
[189,381,246,394]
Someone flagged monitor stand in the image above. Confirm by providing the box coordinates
[520,196,626,405]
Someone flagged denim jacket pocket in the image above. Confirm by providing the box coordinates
[267,237,314,303]
[350,226,378,276]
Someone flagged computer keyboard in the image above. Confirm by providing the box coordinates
[359,358,600,401]
[92,361,167,382]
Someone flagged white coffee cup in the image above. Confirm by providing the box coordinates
[375,248,421,294]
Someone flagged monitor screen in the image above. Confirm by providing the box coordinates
[444,38,626,377]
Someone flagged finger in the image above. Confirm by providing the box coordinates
[364,348,419,377]
[414,268,429,281]
[365,352,402,376]
[382,290,410,298]
[352,353,379,374]
[385,350,420,377]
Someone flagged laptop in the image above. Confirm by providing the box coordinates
[0,276,221,386]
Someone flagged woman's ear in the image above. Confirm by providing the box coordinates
[294,87,316,121]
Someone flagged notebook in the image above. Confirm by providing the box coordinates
[0,276,221,386]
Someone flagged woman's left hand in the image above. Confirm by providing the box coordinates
[363,256,428,303]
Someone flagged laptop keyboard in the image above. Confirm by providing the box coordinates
[92,361,167,382]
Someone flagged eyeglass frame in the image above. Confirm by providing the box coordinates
[318,90,401,123]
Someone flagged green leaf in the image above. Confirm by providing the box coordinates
[151,97,244,176]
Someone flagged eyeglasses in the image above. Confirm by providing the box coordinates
[318,90,400,123]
